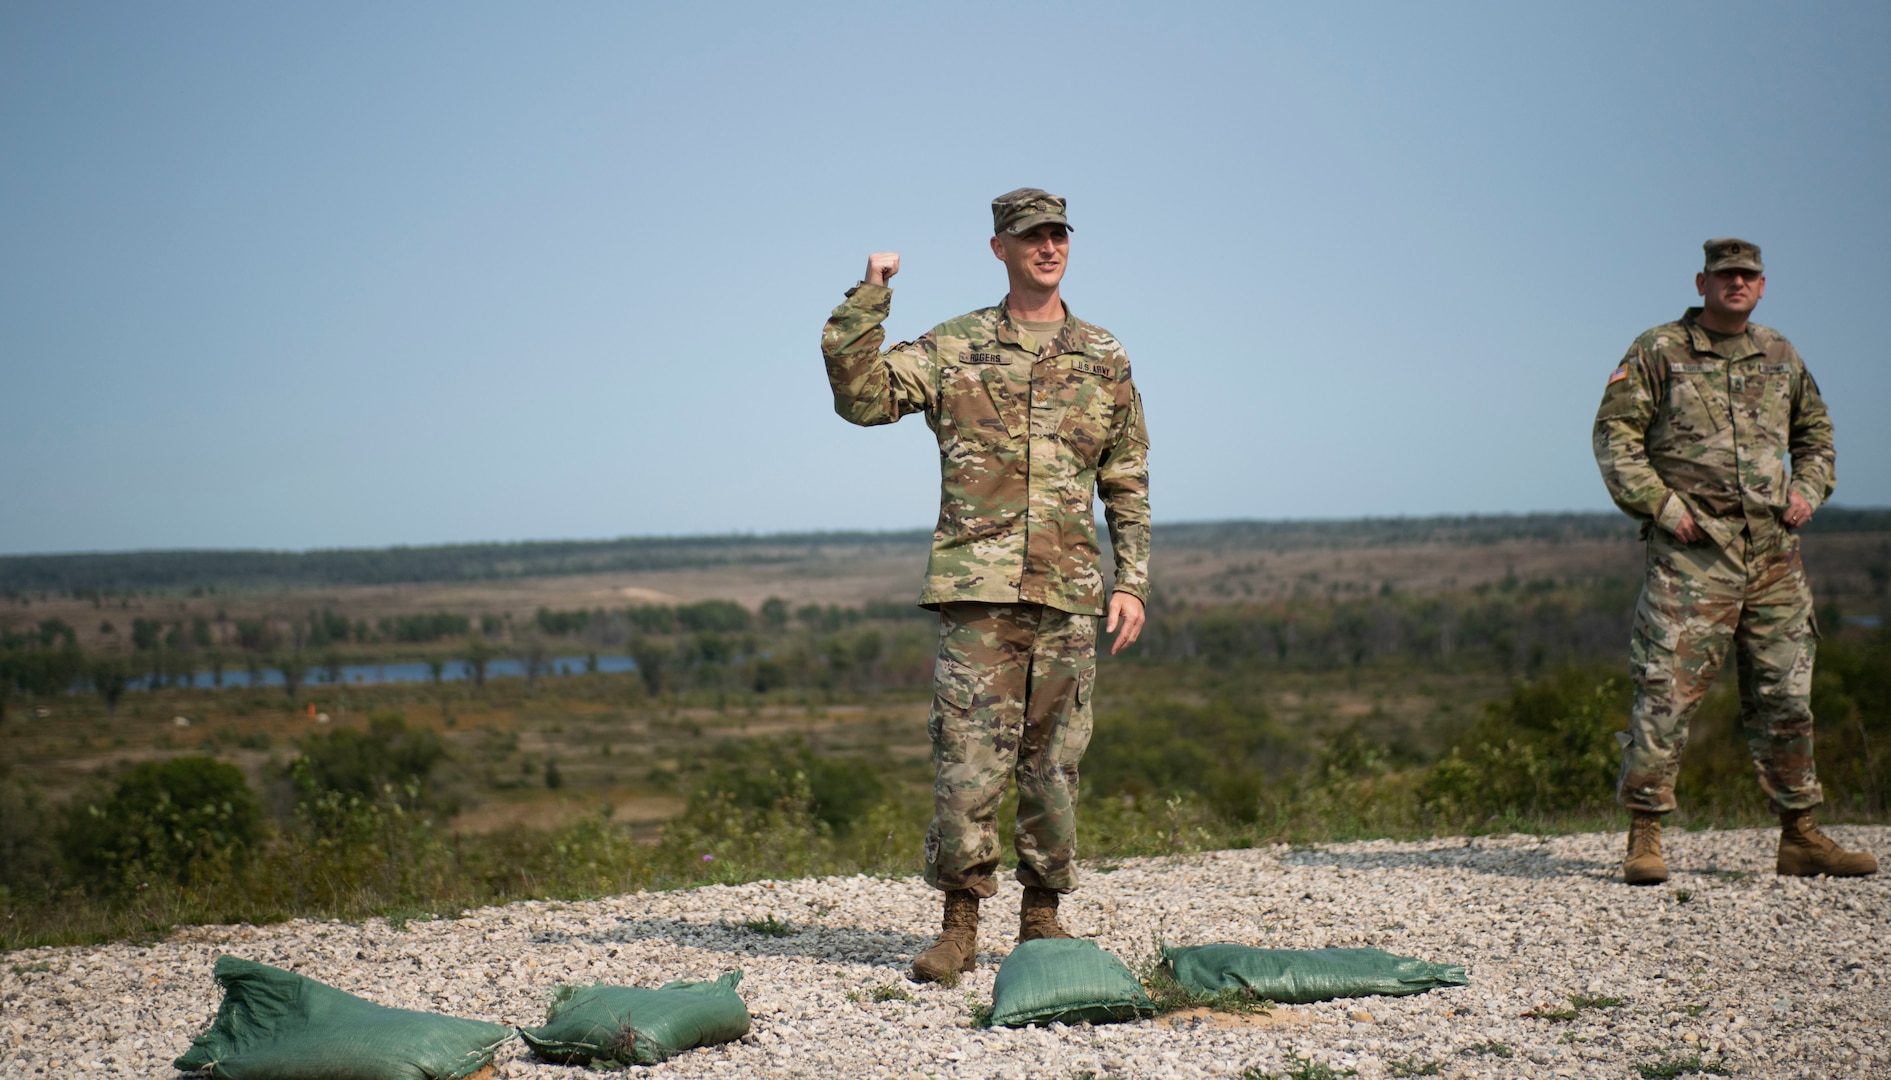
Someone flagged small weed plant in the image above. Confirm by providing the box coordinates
[1242,1049,1358,1080]
[739,915,795,937]
[1134,945,1270,1015]
[1635,1054,1730,1078]
[1525,991,1626,1021]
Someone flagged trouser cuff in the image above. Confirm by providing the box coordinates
[1015,864,1076,894]
[924,867,999,898]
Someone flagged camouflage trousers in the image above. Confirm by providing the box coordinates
[1618,523,1823,813]
[922,601,1096,898]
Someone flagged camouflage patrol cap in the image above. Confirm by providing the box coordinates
[992,188,1072,236]
[1703,238,1763,274]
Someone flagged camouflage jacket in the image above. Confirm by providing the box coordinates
[1593,307,1834,549]
[821,283,1151,616]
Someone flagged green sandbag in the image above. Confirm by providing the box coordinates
[172,956,513,1080]
[519,971,750,1065]
[1161,944,1468,1004]
[988,939,1155,1028]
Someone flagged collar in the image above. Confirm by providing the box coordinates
[1681,307,1761,361]
[994,297,1084,358]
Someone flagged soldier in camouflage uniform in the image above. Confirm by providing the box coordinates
[1594,238,1876,885]
[820,189,1152,981]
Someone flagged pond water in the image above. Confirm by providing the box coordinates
[151,654,638,690]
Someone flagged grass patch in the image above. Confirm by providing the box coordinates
[1135,949,1270,1016]
[1461,1041,1513,1058]
[9,961,53,974]
[1635,1054,1730,1078]
[382,906,435,932]
[869,983,912,1003]
[1527,991,1628,1020]
[1387,1059,1442,1077]
[738,915,796,937]
[966,994,994,1028]
[1244,1049,1358,1079]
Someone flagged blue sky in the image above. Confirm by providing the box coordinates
[3,2,1886,555]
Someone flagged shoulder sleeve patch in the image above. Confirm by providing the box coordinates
[1607,364,1628,385]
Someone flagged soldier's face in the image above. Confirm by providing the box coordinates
[990,224,1069,291]
[1696,268,1766,318]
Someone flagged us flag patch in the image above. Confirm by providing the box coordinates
[1607,364,1628,385]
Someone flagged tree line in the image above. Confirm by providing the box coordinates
[16,512,1886,599]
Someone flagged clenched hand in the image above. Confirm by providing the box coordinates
[865,252,900,287]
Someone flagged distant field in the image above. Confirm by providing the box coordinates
[5,511,1889,653]
[7,512,1888,950]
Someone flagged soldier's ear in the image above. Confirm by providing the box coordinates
[990,235,1006,260]
[1694,271,1707,297]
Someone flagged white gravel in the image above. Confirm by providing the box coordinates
[2,825,1885,1079]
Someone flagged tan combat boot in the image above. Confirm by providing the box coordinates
[1777,809,1880,877]
[1018,885,1076,942]
[1624,810,1669,885]
[911,889,980,982]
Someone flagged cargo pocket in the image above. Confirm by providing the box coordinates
[929,656,980,763]
[1049,665,1096,769]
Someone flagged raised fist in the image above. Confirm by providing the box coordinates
[865,252,900,287]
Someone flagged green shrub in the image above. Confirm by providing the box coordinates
[685,736,887,833]
[1418,668,1626,822]
[292,712,450,816]
[0,771,62,898]
[60,756,264,890]
[1085,695,1301,822]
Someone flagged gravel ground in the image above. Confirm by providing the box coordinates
[2,825,1885,1079]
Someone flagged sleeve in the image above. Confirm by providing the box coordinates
[1787,351,1836,510]
[1592,343,1689,534]
[819,283,935,427]
[1098,367,1151,603]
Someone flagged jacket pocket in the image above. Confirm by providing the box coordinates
[982,367,1028,439]
[1663,369,1727,435]
[1052,378,1109,464]
[938,365,1015,445]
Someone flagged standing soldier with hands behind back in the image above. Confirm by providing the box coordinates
[820,189,1152,981]
[1594,238,1876,885]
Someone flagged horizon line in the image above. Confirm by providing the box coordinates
[4,505,1890,561]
